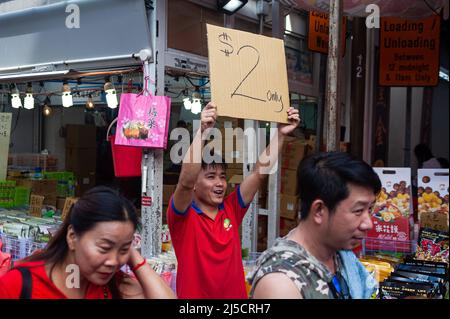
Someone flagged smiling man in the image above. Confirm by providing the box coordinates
[167,102,299,299]
[249,152,381,299]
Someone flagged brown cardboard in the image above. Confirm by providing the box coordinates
[66,124,97,148]
[207,24,290,124]
[65,148,96,175]
[56,197,67,210]
[281,138,306,170]
[280,217,299,237]
[74,173,96,197]
[280,194,299,220]
[61,197,78,221]
[13,179,57,197]
[43,194,57,207]
[226,174,243,195]
[29,195,44,217]
[163,184,177,205]
[280,168,298,196]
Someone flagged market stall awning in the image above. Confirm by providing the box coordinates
[281,0,448,19]
[0,0,152,80]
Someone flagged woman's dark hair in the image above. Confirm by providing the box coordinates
[25,186,138,298]
[297,152,381,220]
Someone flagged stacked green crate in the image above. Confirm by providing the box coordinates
[43,171,75,197]
[0,181,16,208]
[14,186,31,208]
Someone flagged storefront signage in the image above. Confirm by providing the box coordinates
[380,15,440,86]
[307,11,346,55]
[207,24,290,124]
[0,113,12,180]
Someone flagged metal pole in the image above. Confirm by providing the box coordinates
[266,0,283,248]
[324,0,343,151]
[404,87,412,166]
[140,0,165,258]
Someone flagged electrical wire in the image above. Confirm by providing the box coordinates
[423,0,442,16]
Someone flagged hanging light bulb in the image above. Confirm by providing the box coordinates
[183,97,192,110]
[104,76,118,109]
[24,82,34,109]
[62,80,73,107]
[42,97,52,117]
[86,94,95,109]
[190,90,202,115]
[10,84,22,109]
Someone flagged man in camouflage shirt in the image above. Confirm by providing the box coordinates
[248,152,381,299]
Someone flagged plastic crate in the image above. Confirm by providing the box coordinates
[13,186,31,207]
[361,237,417,258]
[0,181,16,208]
[44,171,75,197]
[0,233,47,261]
[8,153,58,172]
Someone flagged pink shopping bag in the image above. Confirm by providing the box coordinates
[115,93,171,149]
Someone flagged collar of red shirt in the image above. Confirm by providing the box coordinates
[191,201,225,214]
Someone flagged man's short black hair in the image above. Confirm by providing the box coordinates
[201,154,228,172]
[297,152,381,219]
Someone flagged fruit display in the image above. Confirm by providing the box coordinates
[372,180,411,223]
[418,169,449,215]
[367,168,412,242]
[122,121,149,140]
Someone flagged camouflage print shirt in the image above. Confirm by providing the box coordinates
[247,236,345,299]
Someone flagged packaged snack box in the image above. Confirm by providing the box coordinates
[367,168,413,245]
[415,228,449,264]
[417,169,449,232]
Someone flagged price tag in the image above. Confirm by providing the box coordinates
[207,24,289,124]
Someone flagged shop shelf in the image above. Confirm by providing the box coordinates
[361,237,417,257]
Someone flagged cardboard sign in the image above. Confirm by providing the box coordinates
[61,197,78,221]
[29,195,45,217]
[367,168,412,243]
[308,11,347,55]
[207,24,289,124]
[0,113,12,180]
[380,16,440,86]
[417,169,449,232]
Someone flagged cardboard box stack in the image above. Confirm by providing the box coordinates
[65,124,97,196]
[13,179,58,207]
[215,117,243,167]
[279,137,309,235]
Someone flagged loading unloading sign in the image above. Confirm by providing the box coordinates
[380,15,440,86]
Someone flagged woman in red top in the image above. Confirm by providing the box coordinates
[0,186,175,299]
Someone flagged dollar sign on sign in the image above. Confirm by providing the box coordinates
[218,32,234,57]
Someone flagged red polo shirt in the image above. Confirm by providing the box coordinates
[167,186,249,299]
[0,261,112,299]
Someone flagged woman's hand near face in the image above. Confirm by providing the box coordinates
[119,248,176,299]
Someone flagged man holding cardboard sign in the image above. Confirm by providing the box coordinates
[167,102,299,298]
[207,24,290,124]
